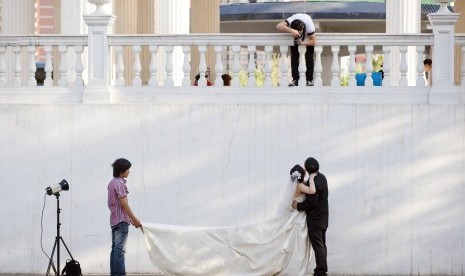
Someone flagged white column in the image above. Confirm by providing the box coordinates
[61,0,86,85]
[83,2,116,102]
[2,0,35,34]
[154,0,190,86]
[428,2,459,103]
[62,0,88,34]
[2,0,35,86]
[386,0,421,86]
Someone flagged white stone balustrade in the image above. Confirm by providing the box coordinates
[105,33,465,88]
[0,35,87,88]
[0,33,463,91]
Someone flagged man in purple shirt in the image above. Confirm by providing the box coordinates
[108,158,141,276]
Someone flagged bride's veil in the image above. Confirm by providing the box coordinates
[273,176,297,217]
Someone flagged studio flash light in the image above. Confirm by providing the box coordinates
[44,178,75,275]
[46,179,69,196]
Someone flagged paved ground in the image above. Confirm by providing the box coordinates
[0,274,162,276]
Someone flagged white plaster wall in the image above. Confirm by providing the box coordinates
[0,102,464,275]
[154,0,190,86]
[386,0,422,86]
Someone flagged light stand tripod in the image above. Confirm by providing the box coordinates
[46,193,74,276]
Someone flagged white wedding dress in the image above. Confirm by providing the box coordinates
[142,179,312,276]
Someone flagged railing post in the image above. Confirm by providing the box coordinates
[214,46,224,87]
[428,1,460,103]
[183,46,192,87]
[416,46,426,87]
[0,47,6,87]
[247,46,256,87]
[83,0,115,103]
[298,46,306,87]
[330,46,340,87]
[264,46,273,87]
[314,46,323,86]
[348,46,356,87]
[279,46,288,87]
[365,45,374,87]
[462,45,465,87]
[232,46,241,87]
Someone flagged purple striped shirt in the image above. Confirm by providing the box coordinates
[108,177,130,227]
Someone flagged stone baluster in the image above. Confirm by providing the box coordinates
[214,46,224,87]
[416,46,426,87]
[232,45,241,87]
[331,46,340,87]
[314,45,323,86]
[462,46,465,87]
[74,46,84,87]
[27,46,36,87]
[115,46,125,87]
[182,46,191,87]
[399,46,408,86]
[0,47,6,87]
[12,46,21,87]
[197,45,207,87]
[298,46,306,87]
[264,46,273,87]
[149,45,158,87]
[44,46,53,87]
[365,45,374,87]
[279,46,288,87]
[382,46,391,87]
[132,46,142,87]
[58,45,68,87]
[247,46,256,87]
[164,46,174,87]
[348,45,356,87]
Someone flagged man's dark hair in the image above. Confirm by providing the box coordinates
[290,19,306,41]
[112,158,132,177]
[304,157,319,174]
[424,58,432,66]
[290,19,305,32]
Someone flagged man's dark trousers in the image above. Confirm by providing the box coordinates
[308,227,327,276]
[290,44,315,82]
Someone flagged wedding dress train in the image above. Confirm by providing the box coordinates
[142,180,312,276]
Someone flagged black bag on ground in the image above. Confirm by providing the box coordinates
[61,259,82,276]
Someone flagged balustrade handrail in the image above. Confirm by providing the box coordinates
[317,33,434,46]
[0,33,462,47]
[1,33,463,48]
[106,33,435,47]
[0,35,87,46]
[108,33,293,46]
[456,34,465,44]
[0,32,463,94]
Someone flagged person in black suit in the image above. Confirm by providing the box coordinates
[292,157,328,276]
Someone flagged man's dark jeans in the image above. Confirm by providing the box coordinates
[309,227,327,276]
[110,222,129,276]
[290,44,315,83]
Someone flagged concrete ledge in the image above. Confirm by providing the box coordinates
[2,86,463,105]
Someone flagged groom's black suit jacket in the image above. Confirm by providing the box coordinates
[296,172,328,230]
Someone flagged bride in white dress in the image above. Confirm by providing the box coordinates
[142,165,315,276]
